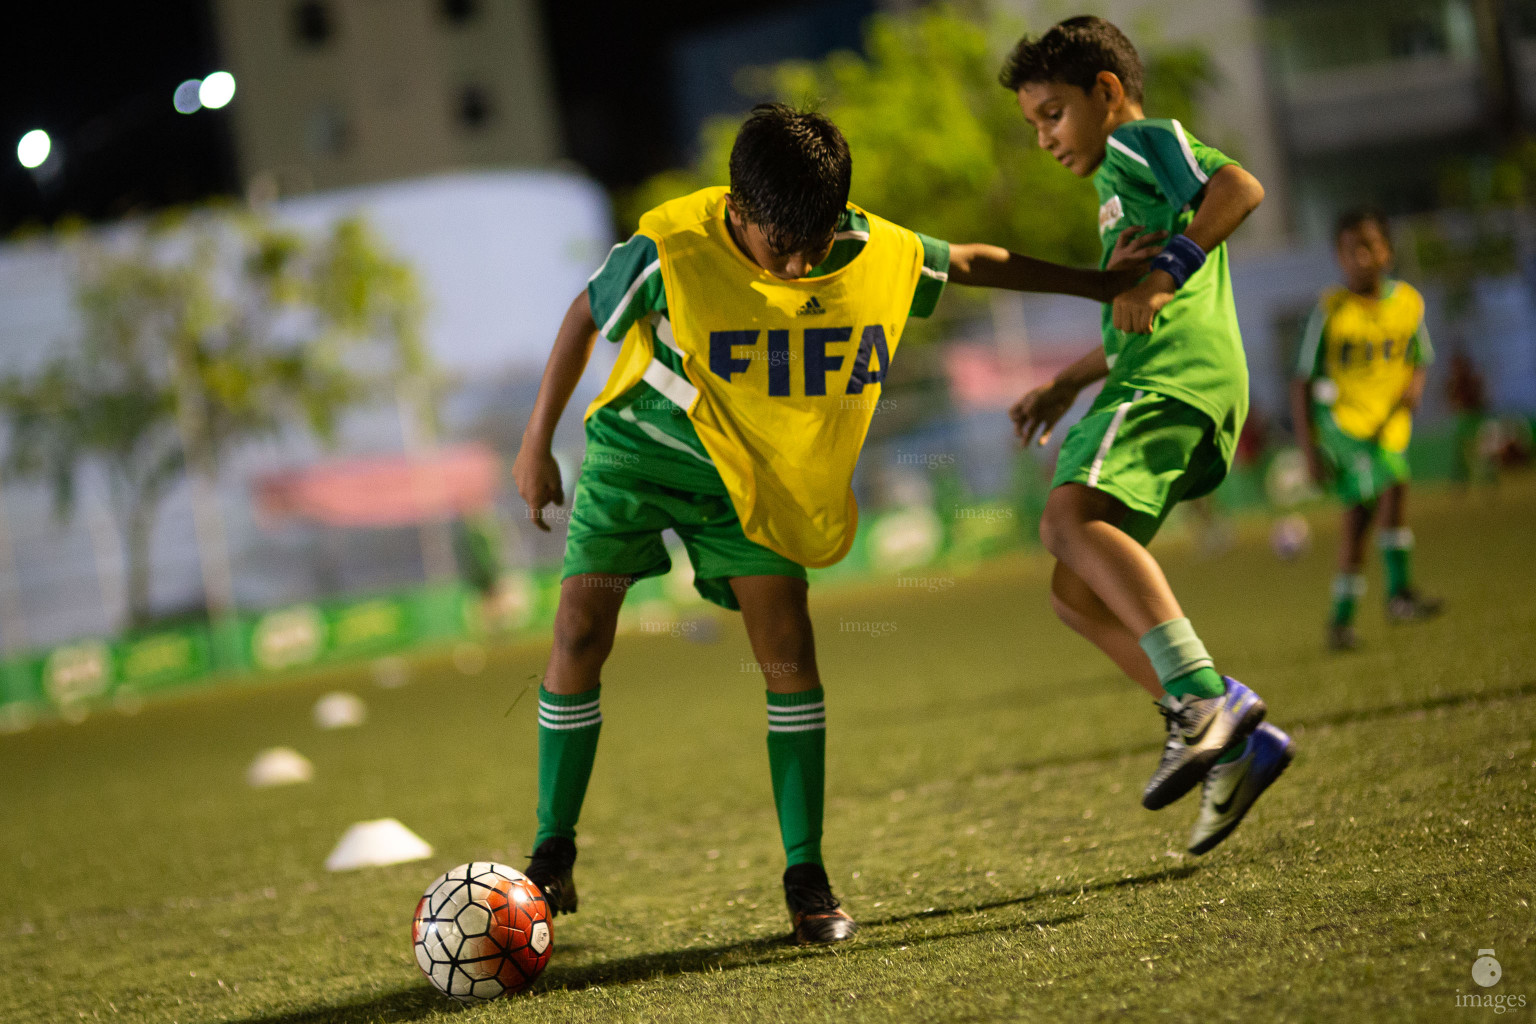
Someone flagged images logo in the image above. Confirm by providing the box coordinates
[1475,950,1504,989]
[1455,948,1526,1013]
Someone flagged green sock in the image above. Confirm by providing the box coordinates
[767,688,826,868]
[1331,573,1365,626]
[533,686,602,850]
[1214,734,1248,765]
[1139,618,1224,700]
[1380,528,1413,596]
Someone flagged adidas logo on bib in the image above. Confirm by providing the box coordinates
[797,296,827,316]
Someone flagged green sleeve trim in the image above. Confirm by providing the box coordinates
[1296,302,1328,378]
[910,234,950,319]
[1409,322,1433,366]
[586,234,667,341]
[1119,120,1236,211]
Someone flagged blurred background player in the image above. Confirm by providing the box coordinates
[514,103,1158,943]
[1002,16,1293,856]
[1292,207,1443,652]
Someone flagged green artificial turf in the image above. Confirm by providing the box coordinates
[0,477,1532,1023]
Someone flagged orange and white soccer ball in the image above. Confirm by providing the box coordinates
[412,862,552,1001]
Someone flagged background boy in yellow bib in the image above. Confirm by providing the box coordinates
[1292,207,1442,652]
[512,103,1159,944]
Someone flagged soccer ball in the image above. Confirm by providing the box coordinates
[1270,514,1311,561]
[412,862,552,1002]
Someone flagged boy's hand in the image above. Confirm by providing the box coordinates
[1112,270,1177,334]
[1011,379,1080,446]
[513,445,565,532]
[1106,226,1167,274]
[1100,227,1167,300]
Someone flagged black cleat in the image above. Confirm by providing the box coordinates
[1386,590,1443,623]
[1326,623,1359,652]
[783,863,857,945]
[525,836,578,915]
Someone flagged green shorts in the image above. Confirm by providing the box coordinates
[1052,385,1229,545]
[1314,411,1410,506]
[561,460,806,611]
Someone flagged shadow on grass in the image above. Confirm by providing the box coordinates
[229,865,1196,1024]
[947,677,1536,781]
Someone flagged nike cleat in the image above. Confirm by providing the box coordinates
[1188,722,1294,855]
[1143,677,1267,811]
[1386,590,1443,624]
[525,836,579,915]
[784,863,857,945]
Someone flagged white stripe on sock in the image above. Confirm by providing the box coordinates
[768,709,827,722]
[768,721,827,733]
[540,698,600,715]
[539,713,602,731]
[768,701,825,716]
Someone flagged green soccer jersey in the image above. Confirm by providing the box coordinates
[1093,118,1249,460]
[583,206,951,493]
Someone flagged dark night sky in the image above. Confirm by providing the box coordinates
[0,2,237,234]
[0,0,862,236]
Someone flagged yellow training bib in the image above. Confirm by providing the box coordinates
[586,187,924,567]
[1308,281,1428,453]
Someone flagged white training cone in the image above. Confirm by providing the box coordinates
[247,747,314,788]
[325,818,434,871]
[452,642,487,676]
[314,691,366,729]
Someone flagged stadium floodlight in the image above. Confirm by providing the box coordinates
[174,79,204,114]
[17,129,50,169]
[199,71,236,110]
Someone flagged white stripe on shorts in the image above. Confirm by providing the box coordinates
[1087,389,1144,487]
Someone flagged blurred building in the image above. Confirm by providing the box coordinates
[1260,0,1536,239]
[212,0,560,197]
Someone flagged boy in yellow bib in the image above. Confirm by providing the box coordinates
[513,103,1156,943]
[1292,207,1442,652]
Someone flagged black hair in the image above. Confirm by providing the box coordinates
[998,15,1144,102]
[728,103,852,255]
[1335,206,1391,244]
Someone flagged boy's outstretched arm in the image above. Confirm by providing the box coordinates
[513,291,600,531]
[1010,345,1110,447]
[948,226,1165,300]
[1290,377,1326,485]
[1113,164,1266,334]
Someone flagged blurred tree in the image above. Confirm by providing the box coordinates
[0,211,435,629]
[624,4,1218,274]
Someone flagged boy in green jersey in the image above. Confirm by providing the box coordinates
[1292,207,1442,652]
[1001,17,1293,854]
[514,103,1160,942]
